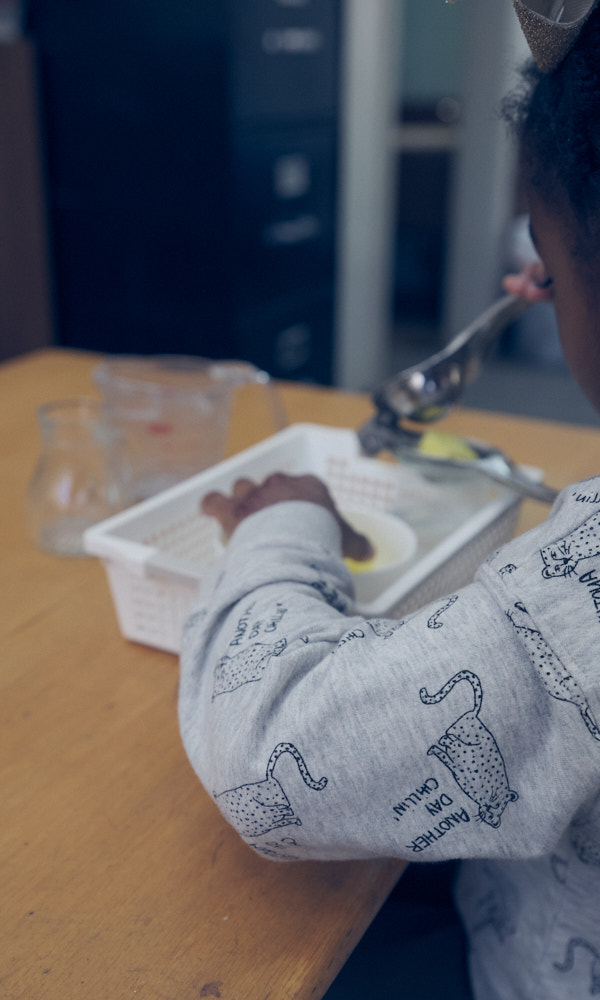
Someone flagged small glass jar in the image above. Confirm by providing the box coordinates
[26,397,133,556]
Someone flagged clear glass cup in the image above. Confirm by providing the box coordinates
[26,397,134,557]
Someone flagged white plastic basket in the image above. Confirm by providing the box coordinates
[84,423,528,654]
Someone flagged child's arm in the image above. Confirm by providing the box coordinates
[179,477,600,865]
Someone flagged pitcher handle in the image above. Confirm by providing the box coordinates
[211,360,287,433]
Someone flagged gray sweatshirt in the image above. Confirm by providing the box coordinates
[179,478,600,1000]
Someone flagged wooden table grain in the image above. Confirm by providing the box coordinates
[2,349,598,1000]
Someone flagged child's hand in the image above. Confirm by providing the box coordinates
[201,472,375,562]
[502,261,554,302]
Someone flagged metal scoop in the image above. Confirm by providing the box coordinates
[358,294,559,504]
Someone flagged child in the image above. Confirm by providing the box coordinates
[179,4,600,998]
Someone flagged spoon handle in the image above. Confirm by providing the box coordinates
[471,459,559,504]
[396,449,559,504]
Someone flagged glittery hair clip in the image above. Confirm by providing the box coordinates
[513,0,600,72]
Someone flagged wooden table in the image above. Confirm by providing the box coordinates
[3,349,598,1000]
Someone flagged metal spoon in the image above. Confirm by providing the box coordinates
[371,294,529,423]
[358,294,559,504]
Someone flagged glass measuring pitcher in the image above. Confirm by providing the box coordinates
[93,356,285,501]
[26,397,133,556]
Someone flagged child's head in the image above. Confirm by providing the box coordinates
[508,5,600,257]
[505,4,600,411]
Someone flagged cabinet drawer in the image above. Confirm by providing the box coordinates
[234,286,335,383]
[232,126,337,299]
[228,0,340,122]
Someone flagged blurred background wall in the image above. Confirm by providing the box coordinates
[1,0,586,413]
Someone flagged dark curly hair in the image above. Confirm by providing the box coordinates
[503,4,600,257]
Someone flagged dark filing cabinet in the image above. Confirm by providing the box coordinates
[26,0,342,383]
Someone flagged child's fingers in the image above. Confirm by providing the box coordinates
[202,479,256,535]
[201,491,239,536]
[502,274,553,302]
[337,518,375,562]
[502,263,554,302]
[232,478,255,500]
[201,490,227,516]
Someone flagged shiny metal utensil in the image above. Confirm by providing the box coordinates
[358,412,559,504]
[358,294,559,504]
[362,420,558,504]
[371,293,529,423]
